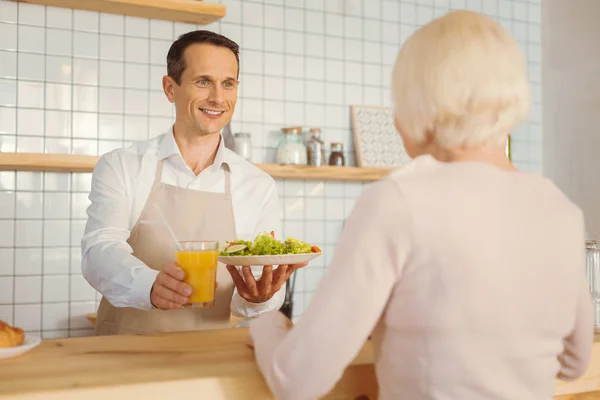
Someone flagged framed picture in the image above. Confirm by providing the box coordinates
[351,105,513,166]
[350,105,411,168]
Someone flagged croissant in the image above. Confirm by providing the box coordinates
[0,320,24,348]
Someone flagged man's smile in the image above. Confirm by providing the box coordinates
[199,108,225,116]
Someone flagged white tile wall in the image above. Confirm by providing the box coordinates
[0,0,542,334]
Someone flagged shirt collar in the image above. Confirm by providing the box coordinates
[158,126,232,172]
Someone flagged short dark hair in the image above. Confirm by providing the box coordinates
[166,30,240,85]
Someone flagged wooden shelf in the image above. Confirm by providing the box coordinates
[11,0,226,25]
[260,163,390,181]
[0,153,392,181]
[0,152,99,173]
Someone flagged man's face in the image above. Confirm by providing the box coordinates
[163,43,238,136]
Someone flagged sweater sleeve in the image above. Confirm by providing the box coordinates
[249,179,412,400]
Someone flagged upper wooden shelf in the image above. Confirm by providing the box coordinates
[11,0,226,25]
[0,153,392,182]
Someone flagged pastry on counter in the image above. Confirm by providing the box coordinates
[0,320,24,348]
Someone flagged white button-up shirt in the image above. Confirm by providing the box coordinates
[81,129,284,315]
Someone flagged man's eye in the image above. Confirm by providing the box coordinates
[197,80,210,86]
[223,81,234,88]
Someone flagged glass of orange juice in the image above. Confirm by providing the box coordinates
[175,241,218,308]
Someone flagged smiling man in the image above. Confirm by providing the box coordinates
[81,31,302,335]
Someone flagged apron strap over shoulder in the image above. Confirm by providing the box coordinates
[223,164,232,196]
[154,160,165,183]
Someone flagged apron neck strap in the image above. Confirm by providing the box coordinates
[154,160,165,183]
[223,164,232,195]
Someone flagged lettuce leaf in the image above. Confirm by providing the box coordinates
[285,237,312,254]
[220,233,314,256]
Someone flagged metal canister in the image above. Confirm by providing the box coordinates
[306,128,326,166]
[586,240,600,332]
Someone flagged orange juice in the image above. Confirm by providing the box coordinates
[175,249,218,307]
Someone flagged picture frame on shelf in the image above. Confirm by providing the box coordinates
[350,105,411,168]
[351,105,513,166]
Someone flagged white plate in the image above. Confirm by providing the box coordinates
[0,335,41,359]
[219,252,323,266]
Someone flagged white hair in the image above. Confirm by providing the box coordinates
[392,10,531,148]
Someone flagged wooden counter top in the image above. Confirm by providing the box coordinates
[0,328,598,399]
[0,328,376,399]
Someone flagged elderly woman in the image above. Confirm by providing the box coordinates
[249,10,593,400]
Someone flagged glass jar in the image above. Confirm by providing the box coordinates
[276,128,307,165]
[586,240,600,332]
[329,142,345,166]
[233,132,252,162]
[307,128,326,166]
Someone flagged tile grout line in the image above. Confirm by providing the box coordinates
[298,0,312,314]
[260,1,267,158]
[5,50,544,81]
[120,17,126,150]
[66,6,75,337]
[10,0,20,327]
[39,2,48,337]
[146,16,151,142]
[95,12,101,156]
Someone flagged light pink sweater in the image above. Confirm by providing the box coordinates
[250,155,594,400]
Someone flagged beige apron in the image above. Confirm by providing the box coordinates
[95,160,237,335]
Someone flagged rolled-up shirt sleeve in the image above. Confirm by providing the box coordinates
[231,179,285,318]
[81,152,158,311]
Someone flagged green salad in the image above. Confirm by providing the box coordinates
[220,232,320,256]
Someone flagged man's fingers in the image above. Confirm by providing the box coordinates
[161,262,192,296]
[164,262,185,280]
[157,271,192,297]
[226,265,248,295]
[153,284,188,305]
[150,285,184,310]
[150,263,193,310]
[272,265,289,291]
[242,266,258,296]
[260,265,273,291]
[286,263,308,279]
[153,297,182,310]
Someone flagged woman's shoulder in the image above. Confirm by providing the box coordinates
[383,155,445,188]
[382,156,582,214]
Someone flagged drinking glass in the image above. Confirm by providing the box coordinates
[175,241,218,308]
